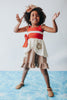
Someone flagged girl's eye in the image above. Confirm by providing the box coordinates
[32,14,34,17]
[32,14,39,17]
[36,15,39,17]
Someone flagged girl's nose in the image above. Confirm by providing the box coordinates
[34,15,37,18]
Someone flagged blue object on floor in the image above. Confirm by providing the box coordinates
[0,71,67,100]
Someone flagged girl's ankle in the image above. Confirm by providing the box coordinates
[21,81,24,84]
[47,86,51,88]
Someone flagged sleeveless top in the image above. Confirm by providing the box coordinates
[23,25,48,57]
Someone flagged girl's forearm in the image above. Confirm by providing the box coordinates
[52,20,58,32]
[14,22,21,33]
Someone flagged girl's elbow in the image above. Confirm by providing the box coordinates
[55,29,58,33]
[14,31,17,33]
[14,29,18,33]
[53,29,58,33]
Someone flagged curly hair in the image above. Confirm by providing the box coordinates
[24,7,46,25]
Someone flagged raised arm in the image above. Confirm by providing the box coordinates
[41,12,60,33]
[14,14,28,33]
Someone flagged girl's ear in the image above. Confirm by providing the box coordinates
[29,19,30,21]
[29,18,31,22]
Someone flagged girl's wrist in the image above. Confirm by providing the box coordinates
[18,21,21,25]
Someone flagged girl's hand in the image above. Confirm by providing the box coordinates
[52,12,60,21]
[16,14,24,23]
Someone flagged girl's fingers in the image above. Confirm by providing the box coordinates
[16,14,24,22]
[57,12,60,16]
[16,14,19,18]
[21,15,24,20]
[16,15,21,22]
[16,14,19,16]
[21,16,24,20]
[16,14,21,20]
[56,12,60,17]
[16,14,24,19]
[53,12,60,18]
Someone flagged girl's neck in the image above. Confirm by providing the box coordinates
[31,24,39,28]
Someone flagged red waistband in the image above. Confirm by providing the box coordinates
[22,33,43,47]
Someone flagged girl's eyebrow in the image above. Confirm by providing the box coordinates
[32,13,38,15]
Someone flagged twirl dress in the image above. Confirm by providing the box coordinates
[21,25,49,69]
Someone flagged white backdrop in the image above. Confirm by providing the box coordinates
[0,0,67,71]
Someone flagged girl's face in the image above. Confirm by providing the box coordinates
[30,11,40,26]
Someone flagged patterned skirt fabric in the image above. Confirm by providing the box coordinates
[21,49,49,69]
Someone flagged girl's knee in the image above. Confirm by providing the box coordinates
[23,67,29,72]
[44,69,48,75]
[40,68,48,75]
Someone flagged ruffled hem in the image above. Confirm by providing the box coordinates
[21,62,49,69]
[21,49,49,69]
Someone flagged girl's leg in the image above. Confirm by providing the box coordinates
[40,68,50,88]
[21,67,29,83]
[16,67,29,89]
[40,68,54,97]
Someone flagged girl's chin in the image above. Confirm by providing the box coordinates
[32,22,39,25]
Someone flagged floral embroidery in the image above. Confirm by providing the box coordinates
[36,43,42,49]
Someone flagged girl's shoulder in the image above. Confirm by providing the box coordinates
[41,24,45,28]
[41,24,46,31]
[41,24,45,27]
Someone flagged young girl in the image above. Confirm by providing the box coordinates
[14,5,60,97]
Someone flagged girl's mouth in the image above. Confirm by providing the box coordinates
[33,18,37,21]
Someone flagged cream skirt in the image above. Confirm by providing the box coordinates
[21,49,49,69]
